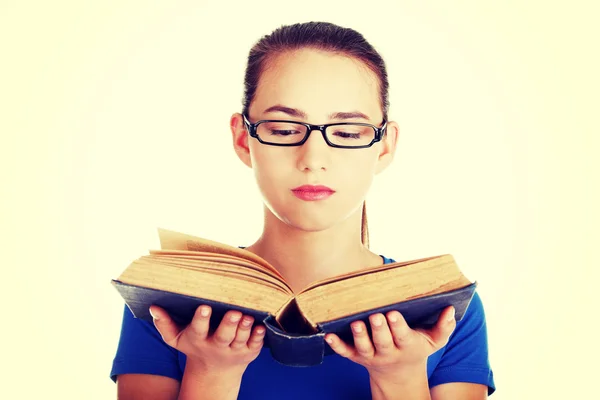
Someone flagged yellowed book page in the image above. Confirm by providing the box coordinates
[151,262,286,292]
[118,258,290,314]
[142,255,291,293]
[151,249,255,264]
[148,249,287,282]
[156,228,284,279]
[296,255,471,325]
[298,254,446,294]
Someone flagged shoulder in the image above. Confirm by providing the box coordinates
[432,290,495,395]
[447,289,491,357]
[110,304,183,383]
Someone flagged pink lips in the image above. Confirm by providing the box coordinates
[291,185,335,201]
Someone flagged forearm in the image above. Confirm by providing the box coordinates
[177,358,244,400]
[369,363,431,400]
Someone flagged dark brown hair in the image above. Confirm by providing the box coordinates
[242,21,389,248]
[242,21,390,121]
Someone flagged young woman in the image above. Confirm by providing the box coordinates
[111,22,495,399]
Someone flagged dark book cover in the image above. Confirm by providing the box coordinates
[112,280,477,367]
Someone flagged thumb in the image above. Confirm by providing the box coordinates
[427,306,456,348]
[149,305,183,347]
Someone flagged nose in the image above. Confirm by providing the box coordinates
[296,128,330,171]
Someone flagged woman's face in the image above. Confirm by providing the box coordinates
[231,48,398,232]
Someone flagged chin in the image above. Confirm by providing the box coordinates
[283,219,335,233]
[270,203,357,233]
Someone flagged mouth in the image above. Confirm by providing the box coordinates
[291,185,335,201]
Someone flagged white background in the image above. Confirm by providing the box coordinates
[1,1,598,398]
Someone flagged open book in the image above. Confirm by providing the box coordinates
[112,228,477,366]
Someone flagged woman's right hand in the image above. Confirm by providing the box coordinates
[149,304,265,374]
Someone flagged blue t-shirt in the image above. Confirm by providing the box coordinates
[110,255,496,397]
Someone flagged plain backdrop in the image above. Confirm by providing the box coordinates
[1,1,598,399]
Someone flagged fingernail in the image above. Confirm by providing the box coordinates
[149,307,159,320]
[256,327,265,334]
[230,313,241,322]
[352,323,363,333]
[372,316,383,327]
[326,336,333,344]
[388,312,398,323]
[447,307,455,322]
[200,306,210,317]
[241,317,252,327]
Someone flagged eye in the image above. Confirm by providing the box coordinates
[332,131,361,139]
[270,129,301,136]
[260,122,305,136]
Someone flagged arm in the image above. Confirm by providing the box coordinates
[149,305,265,400]
[116,361,246,400]
[369,365,488,400]
[430,382,488,400]
[326,306,457,400]
[110,304,264,400]
[369,362,431,400]
[176,358,245,400]
[117,374,180,400]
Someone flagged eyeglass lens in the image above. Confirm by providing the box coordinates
[256,122,375,146]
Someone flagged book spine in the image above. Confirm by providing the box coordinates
[262,315,326,367]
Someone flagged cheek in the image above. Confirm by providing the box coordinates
[337,154,378,190]
[250,149,290,194]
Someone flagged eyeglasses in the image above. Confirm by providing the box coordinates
[242,114,387,149]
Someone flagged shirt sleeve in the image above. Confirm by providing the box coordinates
[110,304,183,383]
[428,291,496,395]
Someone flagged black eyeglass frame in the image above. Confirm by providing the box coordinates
[242,114,387,149]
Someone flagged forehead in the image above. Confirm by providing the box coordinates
[251,48,382,122]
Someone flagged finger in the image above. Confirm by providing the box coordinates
[230,315,254,349]
[387,310,413,348]
[369,313,394,355]
[351,321,374,357]
[149,305,182,347]
[247,325,266,351]
[211,310,242,347]
[325,333,356,359]
[426,306,456,347]
[188,305,212,340]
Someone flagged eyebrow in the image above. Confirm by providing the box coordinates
[263,105,371,121]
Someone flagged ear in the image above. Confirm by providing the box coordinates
[230,113,253,168]
[374,120,399,175]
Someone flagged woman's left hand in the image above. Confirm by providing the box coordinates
[325,306,456,379]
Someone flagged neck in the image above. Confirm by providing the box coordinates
[245,205,383,293]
